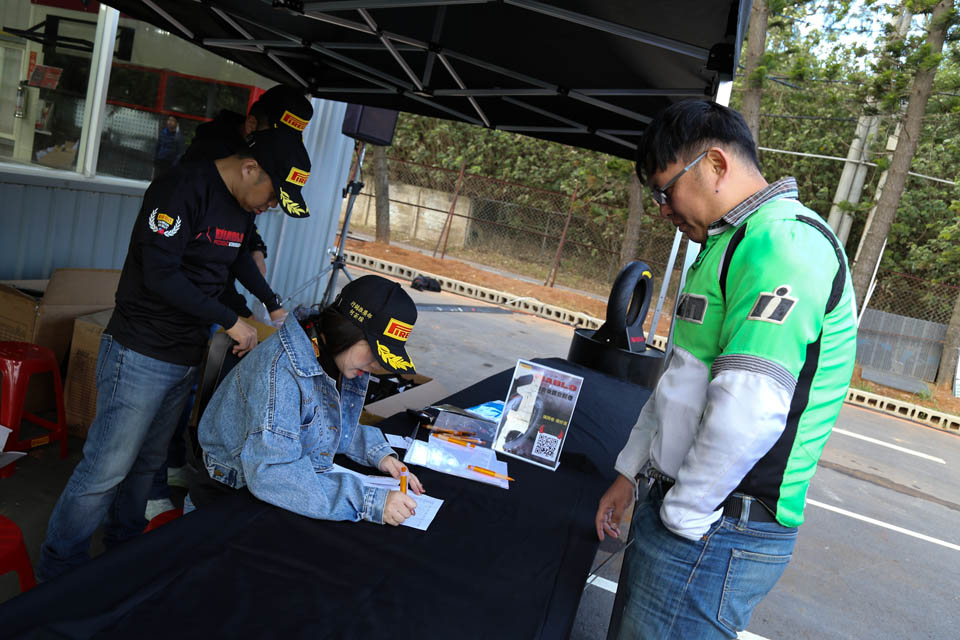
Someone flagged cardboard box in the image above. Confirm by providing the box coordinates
[361,374,449,425]
[0,269,120,416]
[34,140,78,170]
[63,309,113,438]
[0,269,121,368]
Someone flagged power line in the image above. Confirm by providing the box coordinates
[757,146,956,186]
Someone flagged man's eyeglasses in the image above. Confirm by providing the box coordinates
[649,151,708,206]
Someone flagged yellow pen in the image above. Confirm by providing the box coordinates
[467,465,515,482]
[435,434,475,448]
[400,465,408,494]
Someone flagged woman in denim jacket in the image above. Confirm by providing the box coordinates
[192,275,423,526]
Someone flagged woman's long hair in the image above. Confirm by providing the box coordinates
[298,305,365,357]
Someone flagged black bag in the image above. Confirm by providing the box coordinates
[411,275,442,292]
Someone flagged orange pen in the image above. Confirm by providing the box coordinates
[400,465,408,494]
[467,465,515,482]
[435,434,475,448]
[424,425,476,437]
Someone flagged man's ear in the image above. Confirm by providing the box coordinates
[240,158,262,182]
[704,147,731,189]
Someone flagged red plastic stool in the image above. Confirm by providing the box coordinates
[144,508,183,533]
[0,515,36,592]
[0,342,69,477]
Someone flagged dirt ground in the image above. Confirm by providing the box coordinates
[345,237,960,420]
[344,237,675,331]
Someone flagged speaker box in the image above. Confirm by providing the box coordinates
[341,104,399,146]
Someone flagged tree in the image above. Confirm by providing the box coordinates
[619,173,646,269]
[851,0,959,308]
[741,0,772,142]
[372,145,390,243]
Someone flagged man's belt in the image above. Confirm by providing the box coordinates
[639,470,779,524]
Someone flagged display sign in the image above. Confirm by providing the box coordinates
[28,65,63,90]
[492,360,583,471]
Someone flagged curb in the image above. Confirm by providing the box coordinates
[344,250,960,435]
[845,388,960,433]
[345,251,605,329]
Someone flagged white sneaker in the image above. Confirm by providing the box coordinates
[167,465,192,489]
[145,498,176,521]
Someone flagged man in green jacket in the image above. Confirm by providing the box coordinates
[596,101,857,639]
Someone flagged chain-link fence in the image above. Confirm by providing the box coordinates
[858,270,959,383]
[344,156,687,299]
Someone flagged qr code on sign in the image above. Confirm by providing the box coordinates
[532,431,561,461]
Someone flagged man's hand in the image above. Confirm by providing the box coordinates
[383,491,418,526]
[379,455,424,495]
[225,318,258,356]
[595,474,636,541]
[269,307,288,328]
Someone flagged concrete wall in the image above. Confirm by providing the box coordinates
[342,182,472,249]
[857,308,947,383]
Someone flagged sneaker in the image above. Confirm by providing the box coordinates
[145,498,176,522]
[167,465,192,489]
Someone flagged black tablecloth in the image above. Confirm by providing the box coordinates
[0,358,650,640]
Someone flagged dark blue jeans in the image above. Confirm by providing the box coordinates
[39,335,197,580]
[615,483,798,639]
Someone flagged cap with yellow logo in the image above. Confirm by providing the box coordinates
[255,84,314,133]
[334,275,418,374]
[248,128,311,218]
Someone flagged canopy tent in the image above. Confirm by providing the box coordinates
[105,0,751,160]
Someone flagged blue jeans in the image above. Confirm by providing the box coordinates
[615,483,797,639]
[39,335,197,581]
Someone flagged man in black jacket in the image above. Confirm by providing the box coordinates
[39,128,312,581]
[143,86,314,519]
[182,84,313,318]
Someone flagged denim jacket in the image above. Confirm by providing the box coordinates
[198,317,396,524]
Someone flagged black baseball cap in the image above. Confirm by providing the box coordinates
[254,84,313,133]
[334,275,418,374]
[248,128,311,218]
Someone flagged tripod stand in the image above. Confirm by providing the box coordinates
[285,141,367,308]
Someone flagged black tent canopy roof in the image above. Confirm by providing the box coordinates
[111,0,751,159]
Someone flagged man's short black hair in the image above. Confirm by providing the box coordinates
[635,101,760,184]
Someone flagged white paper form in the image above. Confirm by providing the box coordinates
[328,463,444,530]
[399,493,443,531]
[385,434,412,450]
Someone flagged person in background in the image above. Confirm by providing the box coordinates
[153,115,185,178]
[39,128,313,581]
[595,100,857,639]
[145,85,314,520]
[189,275,422,527]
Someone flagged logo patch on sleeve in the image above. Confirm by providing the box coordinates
[748,285,797,324]
[676,293,708,324]
[147,208,181,237]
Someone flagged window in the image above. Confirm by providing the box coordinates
[0,0,272,180]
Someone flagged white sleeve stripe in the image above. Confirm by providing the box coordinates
[712,354,796,395]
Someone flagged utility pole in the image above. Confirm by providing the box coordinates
[831,8,912,245]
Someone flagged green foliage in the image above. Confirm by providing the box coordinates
[387,1,960,292]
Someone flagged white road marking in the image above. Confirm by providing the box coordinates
[808,499,960,551]
[738,632,773,640]
[585,575,618,593]
[832,428,946,464]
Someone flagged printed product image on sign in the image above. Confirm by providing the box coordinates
[492,360,583,471]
